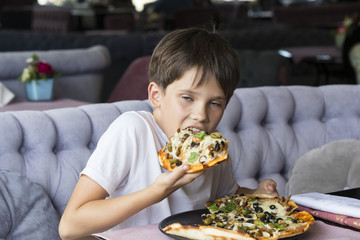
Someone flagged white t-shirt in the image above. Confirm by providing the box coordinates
[81,111,238,230]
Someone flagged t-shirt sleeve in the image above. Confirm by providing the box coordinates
[81,112,148,194]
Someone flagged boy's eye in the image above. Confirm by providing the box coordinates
[211,101,223,107]
[182,95,193,101]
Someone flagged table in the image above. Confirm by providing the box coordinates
[0,98,88,112]
[279,46,341,65]
[71,6,134,30]
[93,220,360,240]
[279,46,346,85]
[93,187,360,240]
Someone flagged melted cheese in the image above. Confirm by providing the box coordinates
[258,199,287,217]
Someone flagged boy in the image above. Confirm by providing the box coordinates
[59,28,278,240]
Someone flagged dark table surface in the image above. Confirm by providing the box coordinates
[329,187,360,200]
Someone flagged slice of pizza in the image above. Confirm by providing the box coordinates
[158,128,229,173]
[202,194,314,239]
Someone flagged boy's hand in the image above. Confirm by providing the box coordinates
[152,164,205,199]
[255,179,279,196]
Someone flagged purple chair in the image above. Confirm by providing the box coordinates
[108,55,151,102]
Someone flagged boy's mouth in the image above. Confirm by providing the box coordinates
[185,126,205,132]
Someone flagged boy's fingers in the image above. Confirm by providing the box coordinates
[268,181,276,190]
[266,180,279,196]
[168,164,190,183]
[169,164,205,186]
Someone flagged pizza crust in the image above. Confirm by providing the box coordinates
[163,223,256,240]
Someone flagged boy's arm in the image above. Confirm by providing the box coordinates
[236,179,279,196]
[59,164,202,240]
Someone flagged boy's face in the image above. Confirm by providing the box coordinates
[149,68,227,139]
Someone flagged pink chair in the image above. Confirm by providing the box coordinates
[108,56,151,102]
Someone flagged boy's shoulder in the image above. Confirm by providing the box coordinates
[120,110,153,120]
[109,110,166,146]
[113,111,157,131]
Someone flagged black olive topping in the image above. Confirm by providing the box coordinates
[255,207,263,213]
[214,142,220,151]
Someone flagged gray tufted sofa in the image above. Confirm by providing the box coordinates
[1,84,360,238]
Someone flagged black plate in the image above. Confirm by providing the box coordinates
[158,209,208,240]
[159,209,301,240]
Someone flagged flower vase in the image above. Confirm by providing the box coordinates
[335,33,346,50]
[25,79,54,101]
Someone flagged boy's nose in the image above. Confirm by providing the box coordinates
[192,104,208,122]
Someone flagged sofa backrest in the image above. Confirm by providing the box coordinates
[0,45,111,102]
[0,85,359,217]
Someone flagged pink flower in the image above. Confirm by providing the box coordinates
[37,62,54,75]
[337,25,346,34]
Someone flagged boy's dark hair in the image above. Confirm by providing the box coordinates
[149,27,241,102]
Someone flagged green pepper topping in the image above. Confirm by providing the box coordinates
[220,201,236,213]
[202,217,213,225]
[194,131,206,140]
[208,203,219,213]
[274,223,285,229]
[188,152,198,163]
[254,219,265,227]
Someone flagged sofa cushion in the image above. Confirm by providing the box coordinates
[0,169,60,239]
[286,139,360,196]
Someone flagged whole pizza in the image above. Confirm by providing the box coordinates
[158,128,229,173]
[162,194,314,240]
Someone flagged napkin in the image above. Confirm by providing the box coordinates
[296,205,360,230]
[291,192,360,230]
[291,192,360,218]
[0,82,15,107]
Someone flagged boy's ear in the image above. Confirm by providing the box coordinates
[148,82,162,107]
